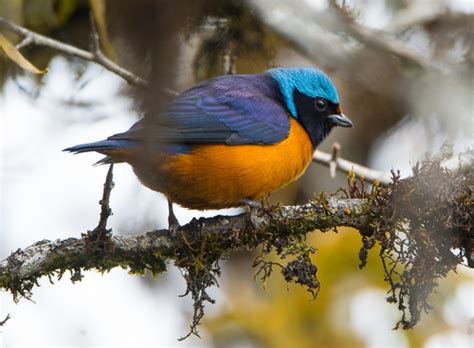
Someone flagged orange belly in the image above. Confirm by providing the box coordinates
[126,118,313,209]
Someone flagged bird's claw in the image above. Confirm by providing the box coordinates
[167,199,181,236]
[168,216,180,235]
[240,198,275,228]
[240,198,264,210]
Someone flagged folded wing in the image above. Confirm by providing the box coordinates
[109,75,290,146]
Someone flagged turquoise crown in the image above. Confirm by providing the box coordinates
[268,67,339,118]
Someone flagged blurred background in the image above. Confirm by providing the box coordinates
[0,0,473,347]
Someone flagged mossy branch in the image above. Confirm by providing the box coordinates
[1,144,472,339]
[0,196,369,298]
[0,195,369,339]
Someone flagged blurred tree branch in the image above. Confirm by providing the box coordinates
[328,0,445,72]
[245,0,453,73]
[0,16,149,88]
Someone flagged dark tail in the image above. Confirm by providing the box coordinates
[63,139,136,165]
[63,139,135,154]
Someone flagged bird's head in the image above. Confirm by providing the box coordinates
[268,67,353,147]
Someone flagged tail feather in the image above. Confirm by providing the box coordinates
[63,139,136,154]
[64,139,137,165]
[93,156,119,166]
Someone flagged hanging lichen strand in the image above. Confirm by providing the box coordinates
[353,153,473,329]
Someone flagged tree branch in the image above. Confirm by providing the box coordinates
[0,16,149,88]
[245,0,453,73]
[313,145,392,185]
[328,0,445,72]
[0,197,369,293]
[0,143,472,336]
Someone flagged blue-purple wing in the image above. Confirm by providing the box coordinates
[109,74,290,145]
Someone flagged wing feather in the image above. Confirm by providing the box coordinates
[109,74,290,146]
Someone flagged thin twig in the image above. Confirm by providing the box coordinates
[313,149,392,185]
[0,16,149,88]
[329,142,341,178]
[89,12,102,55]
[15,36,32,49]
[222,39,237,75]
[96,164,114,232]
[0,314,11,327]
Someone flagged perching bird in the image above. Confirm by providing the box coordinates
[65,67,352,227]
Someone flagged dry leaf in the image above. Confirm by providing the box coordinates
[0,33,47,74]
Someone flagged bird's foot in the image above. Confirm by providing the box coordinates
[167,200,181,236]
[240,198,264,210]
[168,214,180,235]
[240,197,276,212]
[240,198,276,228]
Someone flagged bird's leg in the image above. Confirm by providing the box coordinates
[261,194,271,209]
[240,198,264,210]
[240,195,276,211]
[240,198,262,228]
[167,199,180,233]
[240,197,276,228]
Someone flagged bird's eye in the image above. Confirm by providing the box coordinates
[315,98,327,112]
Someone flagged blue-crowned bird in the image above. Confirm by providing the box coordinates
[65,67,353,227]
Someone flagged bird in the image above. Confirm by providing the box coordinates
[64,67,353,228]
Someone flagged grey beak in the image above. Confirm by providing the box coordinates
[328,113,353,127]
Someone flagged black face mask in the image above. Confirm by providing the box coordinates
[292,89,350,147]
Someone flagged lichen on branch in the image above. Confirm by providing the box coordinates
[358,152,473,329]
[0,145,472,338]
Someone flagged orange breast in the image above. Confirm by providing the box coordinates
[131,118,313,210]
